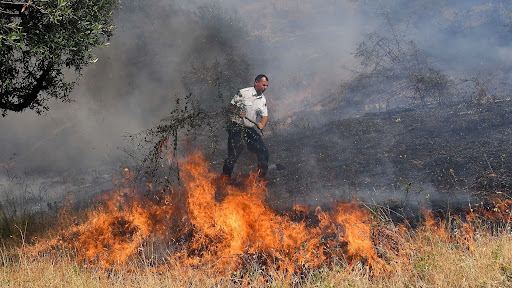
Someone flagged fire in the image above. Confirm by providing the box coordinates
[471,198,512,223]
[54,195,173,268]
[35,151,394,275]
[181,152,388,274]
[27,150,512,281]
[74,192,173,268]
[36,169,175,269]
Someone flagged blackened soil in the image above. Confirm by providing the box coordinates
[249,101,512,213]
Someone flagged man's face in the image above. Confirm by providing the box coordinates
[254,77,269,95]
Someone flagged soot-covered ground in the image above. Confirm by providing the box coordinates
[212,100,512,215]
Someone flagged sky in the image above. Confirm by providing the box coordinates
[1,0,511,179]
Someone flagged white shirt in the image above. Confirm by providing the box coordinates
[231,87,268,128]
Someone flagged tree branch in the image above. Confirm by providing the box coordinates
[0,63,53,112]
[0,1,32,14]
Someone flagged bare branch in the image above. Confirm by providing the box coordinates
[0,1,32,14]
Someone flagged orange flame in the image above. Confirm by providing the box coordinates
[472,198,512,223]
[36,151,412,275]
[180,152,388,274]
[30,150,512,280]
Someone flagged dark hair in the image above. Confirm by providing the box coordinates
[255,74,268,82]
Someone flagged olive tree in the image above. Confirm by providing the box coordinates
[0,0,117,116]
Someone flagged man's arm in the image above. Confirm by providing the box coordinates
[257,116,268,130]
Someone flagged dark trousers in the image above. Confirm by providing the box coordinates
[222,123,269,178]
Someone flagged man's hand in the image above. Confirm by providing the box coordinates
[258,116,268,131]
[243,116,266,132]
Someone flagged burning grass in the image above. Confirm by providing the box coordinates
[1,151,512,287]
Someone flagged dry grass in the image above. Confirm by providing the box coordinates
[1,227,511,288]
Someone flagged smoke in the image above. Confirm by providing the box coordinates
[1,0,511,210]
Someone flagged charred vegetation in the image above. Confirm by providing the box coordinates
[263,100,512,215]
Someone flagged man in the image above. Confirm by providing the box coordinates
[222,74,270,179]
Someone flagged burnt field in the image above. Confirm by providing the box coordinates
[225,100,512,213]
[4,98,512,287]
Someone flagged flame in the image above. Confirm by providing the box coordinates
[35,151,393,275]
[54,191,174,269]
[35,168,175,269]
[471,198,512,223]
[28,150,512,280]
[180,152,388,274]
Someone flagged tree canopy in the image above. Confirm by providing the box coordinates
[0,0,117,116]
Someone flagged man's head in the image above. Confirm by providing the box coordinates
[254,74,269,95]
